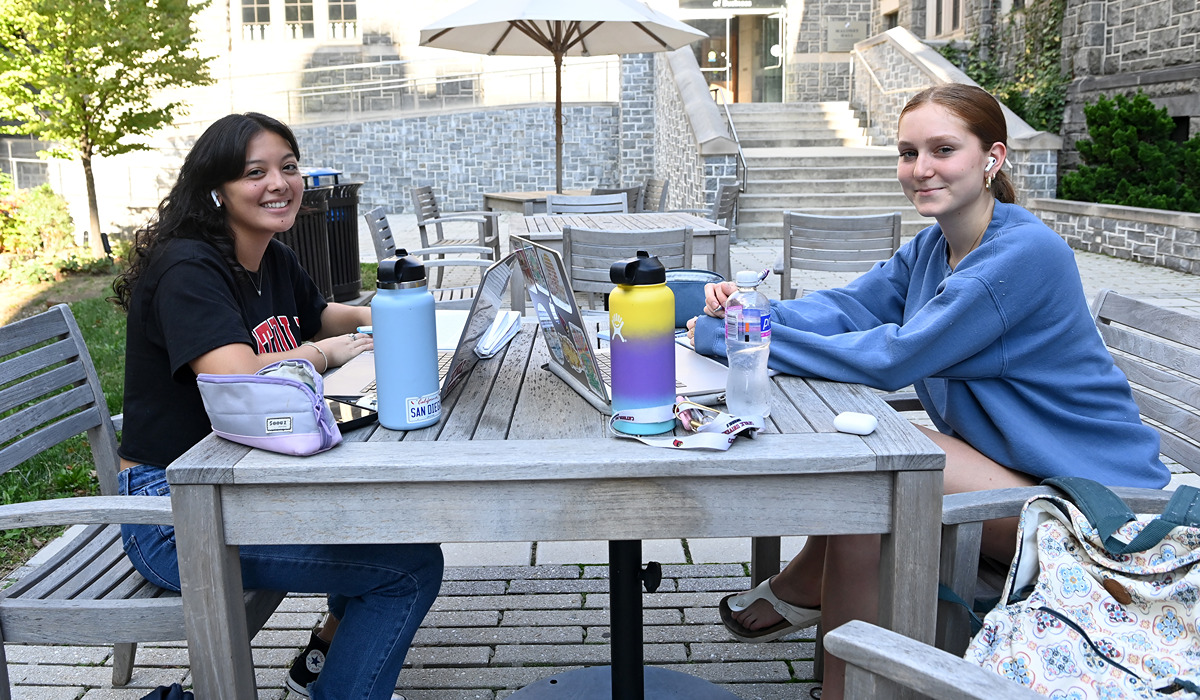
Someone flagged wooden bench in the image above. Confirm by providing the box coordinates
[822,289,1200,696]
[0,304,285,698]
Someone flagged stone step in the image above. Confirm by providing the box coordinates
[743,152,898,168]
[737,127,866,142]
[726,101,850,113]
[740,191,914,210]
[745,178,903,194]
[747,166,898,180]
[731,115,862,130]
[739,136,867,148]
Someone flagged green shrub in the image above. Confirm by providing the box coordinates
[16,185,75,255]
[1060,92,1200,213]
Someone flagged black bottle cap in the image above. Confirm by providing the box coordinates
[609,250,666,286]
[376,250,426,288]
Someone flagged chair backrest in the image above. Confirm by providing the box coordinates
[410,185,447,247]
[641,178,669,212]
[561,226,693,296]
[0,304,120,495]
[364,206,396,262]
[780,211,902,300]
[708,182,741,228]
[591,186,642,213]
[546,193,628,214]
[1093,289,1200,475]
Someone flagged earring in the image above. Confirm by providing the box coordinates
[985,174,994,189]
[210,189,221,208]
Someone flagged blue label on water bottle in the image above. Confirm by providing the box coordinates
[727,308,771,343]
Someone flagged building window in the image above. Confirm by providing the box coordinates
[242,0,269,40]
[285,0,315,39]
[934,0,962,36]
[328,0,357,39]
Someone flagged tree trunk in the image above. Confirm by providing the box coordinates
[82,153,104,257]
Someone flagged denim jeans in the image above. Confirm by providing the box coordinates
[119,464,443,700]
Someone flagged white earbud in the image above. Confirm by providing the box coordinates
[210,189,221,208]
[984,156,997,172]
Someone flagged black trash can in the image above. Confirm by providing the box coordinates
[326,182,363,302]
[277,186,335,302]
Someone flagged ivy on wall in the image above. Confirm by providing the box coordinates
[938,0,1068,133]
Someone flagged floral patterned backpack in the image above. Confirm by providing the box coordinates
[965,477,1200,699]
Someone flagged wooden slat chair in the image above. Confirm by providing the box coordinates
[0,305,285,698]
[364,205,398,263]
[641,177,670,213]
[825,620,1043,699]
[672,181,740,232]
[590,185,642,214]
[545,193,629,214]
[409,246,495,309]
[410,186,501,265]
[775,211,903,299]
[819,291,1200,698]
[561,226,693,309]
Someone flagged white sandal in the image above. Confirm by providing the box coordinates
[719,576,820,643]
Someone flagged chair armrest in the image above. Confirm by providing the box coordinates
[772,253,784,276]
[941,485,1174,526]
[825,620,1043,700]
[410,245,495,258]
[0,495,174,530]
[426,214,488,226]
[112,412,123,431]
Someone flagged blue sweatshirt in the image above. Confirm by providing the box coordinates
[695,202,1167,487]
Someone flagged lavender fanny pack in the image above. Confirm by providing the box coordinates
[196,359,342,456]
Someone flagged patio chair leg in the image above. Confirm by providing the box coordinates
[112,642,136,686]
[813,619,824,681]
[0,636,11,700]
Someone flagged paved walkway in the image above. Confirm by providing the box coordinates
[8,213,1200,699]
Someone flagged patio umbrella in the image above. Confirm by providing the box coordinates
[420,0,706,193]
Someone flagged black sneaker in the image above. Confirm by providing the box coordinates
[286,631,330,697]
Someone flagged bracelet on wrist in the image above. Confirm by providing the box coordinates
[303,341,329,373]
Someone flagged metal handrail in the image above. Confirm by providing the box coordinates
[709,87,748,192]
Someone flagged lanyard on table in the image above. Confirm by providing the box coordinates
[609,400,760,450]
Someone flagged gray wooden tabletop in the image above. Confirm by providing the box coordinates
[167,322,944,699]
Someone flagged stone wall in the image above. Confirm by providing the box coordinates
[1034,198,1200,274]
[785,0,874,102]
[1060,0,1200,170]
[653,53,705,211]
[293,102,621,215]
[618,54,656,189]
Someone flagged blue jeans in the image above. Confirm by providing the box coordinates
[119,465,443,700]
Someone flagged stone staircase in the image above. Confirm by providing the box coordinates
[727,102,934,240]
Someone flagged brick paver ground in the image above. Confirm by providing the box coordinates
[6,212,1200,699]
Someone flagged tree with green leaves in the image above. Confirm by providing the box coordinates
[0,0,213,255]
[1061,92,1200,213]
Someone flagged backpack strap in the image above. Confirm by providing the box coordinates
[1044,476,1200,555]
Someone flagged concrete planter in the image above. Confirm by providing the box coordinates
[1031,198,1200,276]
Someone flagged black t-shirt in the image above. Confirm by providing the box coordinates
[119,238,327,467]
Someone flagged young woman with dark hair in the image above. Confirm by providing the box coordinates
[114,112,441,700]
[687,84,1166,699]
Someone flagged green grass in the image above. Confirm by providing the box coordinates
[0,263,377,575]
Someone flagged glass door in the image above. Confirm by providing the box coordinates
[752,13,784,103]
[687,17,736,102]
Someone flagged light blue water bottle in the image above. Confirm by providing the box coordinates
[372,251,441,430]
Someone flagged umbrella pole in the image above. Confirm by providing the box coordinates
[555,51,564,194]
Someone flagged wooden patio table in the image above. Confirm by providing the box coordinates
[167,322,944,699]
[483,189,590,215]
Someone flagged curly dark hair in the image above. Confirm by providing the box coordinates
[112,112,302,310]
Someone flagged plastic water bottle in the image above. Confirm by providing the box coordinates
[372,251,441,430]
[608,250,676,435]
[724,270,772,423]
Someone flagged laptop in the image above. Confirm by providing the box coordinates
[511,239,731,415]
[323,255,513,405]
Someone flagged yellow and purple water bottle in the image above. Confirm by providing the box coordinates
[608,251,676,435]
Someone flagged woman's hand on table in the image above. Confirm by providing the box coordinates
[319,332,373,369]
[687,281,737,344]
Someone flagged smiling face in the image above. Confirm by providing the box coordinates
[896,103,1001,222]
[216,130,303,243]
